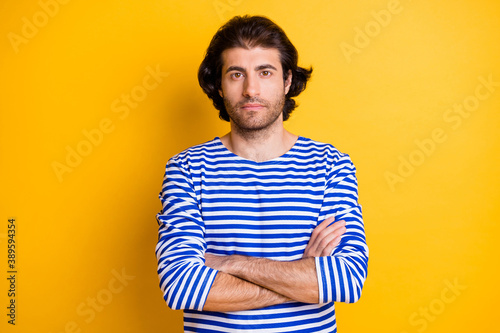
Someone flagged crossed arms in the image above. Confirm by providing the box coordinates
[203,217,346,311]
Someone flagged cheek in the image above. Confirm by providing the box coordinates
[263,80,286,98]
[222,82,242,99]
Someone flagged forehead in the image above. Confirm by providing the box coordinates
[220,47,282,71]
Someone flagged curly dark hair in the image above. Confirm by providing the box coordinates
[198,15,313,122]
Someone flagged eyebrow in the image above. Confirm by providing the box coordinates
[225,64,278,74]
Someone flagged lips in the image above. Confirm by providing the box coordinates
[241,103,264,110]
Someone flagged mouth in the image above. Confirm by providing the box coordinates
[240,103,265,110]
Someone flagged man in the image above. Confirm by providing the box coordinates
[156,15,368,332]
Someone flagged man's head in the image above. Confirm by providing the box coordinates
[198,15,312,122]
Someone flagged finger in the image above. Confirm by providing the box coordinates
[317,227,345,252]
[321,224,347,255]
[310,216,336,243]
[320,237,342,256]
[325,220,346,232]
[317,219,345,236]
[310,222,346,256]
[312,216,335,235]
[313,220,346,247]
[304,218,345,258]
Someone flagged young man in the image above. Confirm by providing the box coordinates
[156,15,368,332]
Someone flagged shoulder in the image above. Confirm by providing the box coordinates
[169,138,220,163]
[296,138,358,190]
[165,138,230,173]
[296,137,353,166]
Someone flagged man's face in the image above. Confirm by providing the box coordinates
[219,46,292,133]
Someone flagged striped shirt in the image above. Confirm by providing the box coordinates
[155,136,368,332]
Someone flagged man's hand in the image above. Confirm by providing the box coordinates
[303,217,346,258]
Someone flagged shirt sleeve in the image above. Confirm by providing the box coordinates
[155,158,218,311]
[315,153,369,304]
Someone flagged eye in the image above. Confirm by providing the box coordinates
[230,72,243,79]
[261,71,271,77]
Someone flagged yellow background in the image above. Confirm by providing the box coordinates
[1,0,499,332]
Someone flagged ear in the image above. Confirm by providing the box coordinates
[284,70,292,95]
[218,88,223,98]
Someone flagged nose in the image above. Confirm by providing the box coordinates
[243,74,260,97]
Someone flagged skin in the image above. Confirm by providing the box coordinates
[203,46,346,312]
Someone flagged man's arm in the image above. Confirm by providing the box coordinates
[203,270,291,312]
[313,153,368,304]
[156,159,219,311]
[204,217,346,306]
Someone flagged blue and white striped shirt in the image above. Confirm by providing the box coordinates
[156,136,368,332]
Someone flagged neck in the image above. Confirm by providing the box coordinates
[220,124,298,162]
